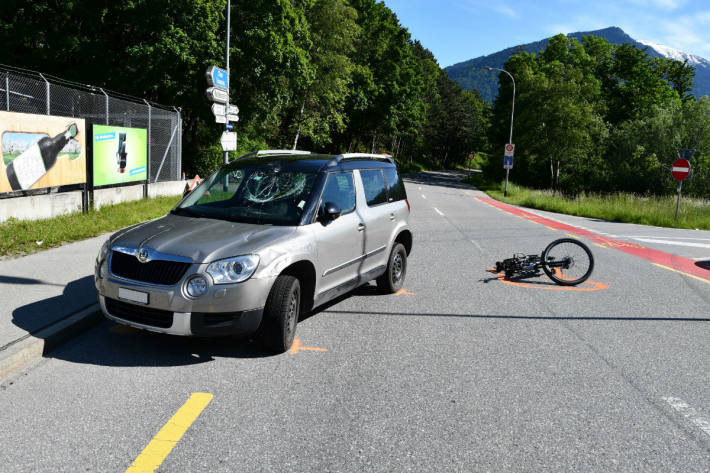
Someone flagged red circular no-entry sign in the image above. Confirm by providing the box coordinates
[672,158,690,181]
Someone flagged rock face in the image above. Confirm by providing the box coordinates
[446,26,710,103]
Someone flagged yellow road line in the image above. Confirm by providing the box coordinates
[593,243,607,249]
[125,393,213,473]
[566,233,581,239]
[652,264,710,285]
[545,226,557,231]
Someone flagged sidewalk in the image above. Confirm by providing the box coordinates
[0,235,107,380]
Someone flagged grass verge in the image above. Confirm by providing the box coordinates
[0,195,182,258]
[464,174,710,230]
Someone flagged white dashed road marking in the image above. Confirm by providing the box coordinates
[470,239,483,253]
[421,194,427,200]
[663,397,710,438]
[433,207,444,216]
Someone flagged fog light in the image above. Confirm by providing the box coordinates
[186,276,208,298]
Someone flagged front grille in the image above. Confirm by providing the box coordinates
[105,298,174,328]
[110,251,191,285]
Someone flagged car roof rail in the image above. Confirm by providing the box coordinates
[233,149,312,161]
[256,149,312,156]
[326,153,394,167]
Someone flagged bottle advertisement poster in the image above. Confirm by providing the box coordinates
[92,125,147,187]
[0,111,87,193]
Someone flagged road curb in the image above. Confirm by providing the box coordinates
[0,304,102,382]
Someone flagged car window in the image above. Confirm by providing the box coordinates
[320,172,356,215]
[360,169,387,206]
[383,167,406,202]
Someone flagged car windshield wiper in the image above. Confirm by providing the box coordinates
[171,207,208,218]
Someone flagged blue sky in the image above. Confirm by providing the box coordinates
[382,0,710,67]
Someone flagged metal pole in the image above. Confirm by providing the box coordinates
[178,108,182,180]
[484,66,515,197]
[224,0,230,165]
[154,119,179,183]
[143,99,151,197]
[5,72,9,111]
[504,70,515,145]
[501,69,515,197]
[675,181,683,222]
[173,106,181,181]
[39,73,50,114]
[99,88,109,124]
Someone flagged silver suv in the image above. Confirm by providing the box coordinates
[94,151,412,352]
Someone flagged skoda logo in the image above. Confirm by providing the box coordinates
[137,248,150,263]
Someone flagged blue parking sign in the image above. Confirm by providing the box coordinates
[503,156,513,169]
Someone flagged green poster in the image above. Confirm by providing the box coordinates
[92,125,147,186]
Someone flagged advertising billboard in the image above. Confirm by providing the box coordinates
[0,111,86,193]
[92,125,148,187]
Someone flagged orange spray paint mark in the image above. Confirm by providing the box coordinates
[289,338,328,355]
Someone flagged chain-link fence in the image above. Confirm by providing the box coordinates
[0,65,181,184]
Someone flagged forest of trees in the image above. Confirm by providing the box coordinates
[485,34,710,197]
[0,0,490,176]
[2,2,709,197]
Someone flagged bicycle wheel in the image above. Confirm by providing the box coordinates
[541,238,594,286]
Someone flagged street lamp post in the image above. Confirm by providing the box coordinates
[484,66,515,196]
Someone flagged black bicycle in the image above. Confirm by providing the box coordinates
[494,238,594,286]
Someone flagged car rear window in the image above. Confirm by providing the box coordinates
[383,167,406,202]
[360,169,387,206]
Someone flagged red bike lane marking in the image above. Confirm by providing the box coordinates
[476,196,710,284]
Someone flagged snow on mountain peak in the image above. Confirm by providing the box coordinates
[637,39,709,67]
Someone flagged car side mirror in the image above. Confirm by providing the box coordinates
[320,202,341,222]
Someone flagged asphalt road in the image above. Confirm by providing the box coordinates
[2,171,710,472]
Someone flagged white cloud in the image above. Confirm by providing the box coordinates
[494,5,518,18]
[627,0,684,11]
[457,0,520,18]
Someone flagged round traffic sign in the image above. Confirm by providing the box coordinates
[505,144,514,152]
[672,158,690,181]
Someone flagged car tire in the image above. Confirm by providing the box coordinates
[376,243,407,294]
[259,275,300,353]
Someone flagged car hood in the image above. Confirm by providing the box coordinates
[110,213,297,263]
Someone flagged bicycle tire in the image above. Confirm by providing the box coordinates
[541,238,594,286]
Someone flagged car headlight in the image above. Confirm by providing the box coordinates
[206,255,260,284]
[186,275,208,298]
[98,239,110,263]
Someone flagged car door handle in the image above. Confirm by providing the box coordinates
[357,223,366,231]
[389,213,395,221]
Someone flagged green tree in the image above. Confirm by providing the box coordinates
[341,0,426,152]
[290,0,359,149]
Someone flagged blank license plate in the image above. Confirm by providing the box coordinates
[118,287,149,304]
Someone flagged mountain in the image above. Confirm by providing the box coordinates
[445,26,710,103]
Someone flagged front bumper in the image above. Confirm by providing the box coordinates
[95,257,275,336]
[99,295,263,336]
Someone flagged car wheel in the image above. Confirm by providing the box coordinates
[376,243,407,294]
[259,275,300,353]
